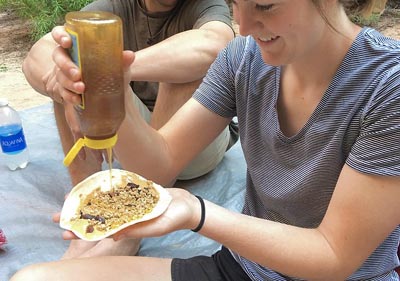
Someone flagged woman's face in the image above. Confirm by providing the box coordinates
[232,0,329,66]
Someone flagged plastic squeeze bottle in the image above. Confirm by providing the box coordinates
[63,11,125,166]
[0,98,29,170]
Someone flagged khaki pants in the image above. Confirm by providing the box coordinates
[131,91,230,180]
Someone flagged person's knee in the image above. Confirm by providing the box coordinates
[10,263,52,281]
[177,127,229,180]
[159,80,202,95]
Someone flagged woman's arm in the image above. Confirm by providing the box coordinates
[114,96,231,185]
[203,165,400,280]
[115,163,400,280]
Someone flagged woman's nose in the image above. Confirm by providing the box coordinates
[234,5,260,37]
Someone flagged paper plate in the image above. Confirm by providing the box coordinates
[60,169,172,241]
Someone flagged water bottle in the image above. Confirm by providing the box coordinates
[0,98,29,170]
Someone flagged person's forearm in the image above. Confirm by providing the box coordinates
[114,93,177,184]
[114,97,228,186]
[22,33,57,96]
[129,22,234,83]
[200,202,351,281]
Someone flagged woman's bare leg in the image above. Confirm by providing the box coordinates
[11,256,173,281]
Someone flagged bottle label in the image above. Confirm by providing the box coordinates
[66,28,81,68]
[0,128,27,154]
[66,27,85,109]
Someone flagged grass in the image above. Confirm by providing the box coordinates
[0,64,8,72]
[0,0,93,41]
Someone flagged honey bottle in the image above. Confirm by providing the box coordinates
[63,11,125,166]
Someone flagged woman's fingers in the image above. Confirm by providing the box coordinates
[62,231,79,240]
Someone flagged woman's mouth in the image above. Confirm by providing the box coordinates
[258,35,279,43]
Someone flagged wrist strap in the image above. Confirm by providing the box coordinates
[191,195,206,232]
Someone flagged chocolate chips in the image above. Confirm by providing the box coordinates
[81,213,106,224]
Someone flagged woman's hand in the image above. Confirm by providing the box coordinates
[113,188,200,240]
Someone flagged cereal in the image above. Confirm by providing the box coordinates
[74,180,160,233]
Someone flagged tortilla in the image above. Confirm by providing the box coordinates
[59,169,172,241]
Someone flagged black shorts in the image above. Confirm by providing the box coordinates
[171,246,251,281]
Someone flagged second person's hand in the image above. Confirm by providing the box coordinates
[50,25,85,105]
[50,25,104,162]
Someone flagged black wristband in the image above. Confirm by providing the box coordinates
[191,195,206,232]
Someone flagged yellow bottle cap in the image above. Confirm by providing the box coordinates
[63,134,118,166]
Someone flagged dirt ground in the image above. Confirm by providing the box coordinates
[0,7,400,111]
[0,11,51,110]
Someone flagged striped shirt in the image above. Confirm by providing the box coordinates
[193,28,400,280]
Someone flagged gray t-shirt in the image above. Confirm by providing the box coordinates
[82,0,232,111]
[194,28,400,280]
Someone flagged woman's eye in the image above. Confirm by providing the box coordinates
[255,4,274,11]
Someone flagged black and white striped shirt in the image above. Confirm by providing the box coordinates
[194,28,400,280]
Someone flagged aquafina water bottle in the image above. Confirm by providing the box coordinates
[0,98,29,170]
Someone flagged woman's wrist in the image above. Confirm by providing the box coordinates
[188,194,206,232]
[191,195,206,232]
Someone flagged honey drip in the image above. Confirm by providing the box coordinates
[107,147,113,189]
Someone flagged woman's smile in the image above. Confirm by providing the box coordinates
[256,35,280,46]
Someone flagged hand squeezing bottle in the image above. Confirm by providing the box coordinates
[63,11,125,166]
